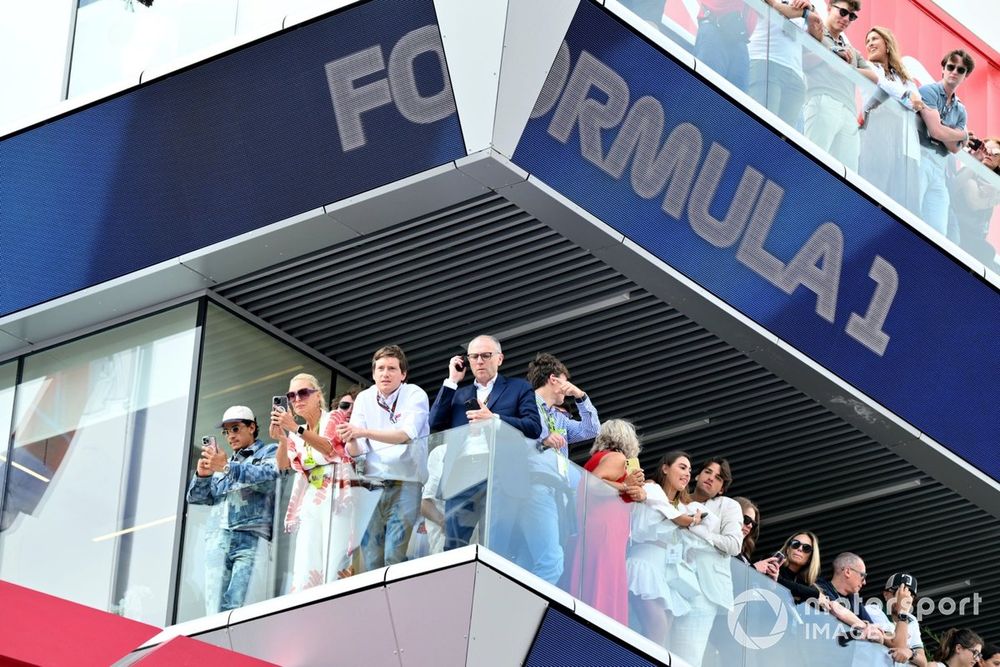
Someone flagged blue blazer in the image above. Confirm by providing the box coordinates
[428,373,542,439]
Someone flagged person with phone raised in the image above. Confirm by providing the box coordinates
[428,334,542,550]
[186,406,279,613]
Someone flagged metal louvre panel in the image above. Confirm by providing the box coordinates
[216,191,1000,645]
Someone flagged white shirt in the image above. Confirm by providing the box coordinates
[350,383,430,482]
[687,495,743,556]
[859,604,923,667]
[748,3,808,75]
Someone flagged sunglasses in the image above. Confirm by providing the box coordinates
[220,424,244,435]
[467,352,496,361]
[945,63,968,75]
[788,539,814,554]
[849,567,868,580]
[833,6,858,21]
[338,400,353,410]
[286,387,319,402]
[742,514,758,529]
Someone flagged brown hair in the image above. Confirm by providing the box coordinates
[942,49,975,77]
[697,456,734,494]
[651,451,693,505]
[527,352,570,390]
[733,496,761,561]
[371,344,409,374]
[831,0,861,12]
[934,628,983,661]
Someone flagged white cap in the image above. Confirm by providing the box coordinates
[217,405,255,426]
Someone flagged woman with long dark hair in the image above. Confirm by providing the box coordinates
[626,451,703,645]
[931,628,984,666]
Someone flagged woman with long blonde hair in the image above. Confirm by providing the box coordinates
[859,26,926,212]
[272,372,352,591]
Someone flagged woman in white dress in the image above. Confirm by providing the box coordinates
[273,373,350,592]
[626,451,703,646]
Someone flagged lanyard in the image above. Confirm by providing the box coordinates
[376,391,400,423]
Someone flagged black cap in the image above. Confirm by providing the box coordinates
[884,573,918,594]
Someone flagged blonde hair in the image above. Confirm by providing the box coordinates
[289,372,326,429]
[868,27,911,83]
[590,419,641,459]
[781,531,821,585]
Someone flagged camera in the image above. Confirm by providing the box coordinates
[968,137,984,151]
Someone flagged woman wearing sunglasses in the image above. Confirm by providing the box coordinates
[273,373,351,591]
[775,531,823,604]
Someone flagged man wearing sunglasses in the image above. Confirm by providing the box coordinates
[815,552,890,649]
[338,345,429,571]
[917,49,975,239]
[428,334,542,550]
[186,406,280,613]
[803,0,877,171]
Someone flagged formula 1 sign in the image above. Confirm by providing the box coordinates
[513,1,1000,473]
[0,0,463,317]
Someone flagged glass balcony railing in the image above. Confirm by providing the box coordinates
[177,417,880,665]
[618,0,1000,272]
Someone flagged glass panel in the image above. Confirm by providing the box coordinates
[617,0,1000,275]
[0,2,76,128]
[175,302,333,622]
[69,0,239,99]
[0,361,19,523]
[0,304,199,625]
[477,418,866,666]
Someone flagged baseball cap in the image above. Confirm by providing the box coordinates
[884,572,918,594]
[217,405,255,427]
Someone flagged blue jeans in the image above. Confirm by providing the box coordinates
[695,18,749,91]
[212,529,262,612]
[444,481,486,551]
[360,480,421,570]
[919,155,951,238]
[508,483,565,585]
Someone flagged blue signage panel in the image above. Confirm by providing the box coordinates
[513,1,1000,475]
[0,0,464,316]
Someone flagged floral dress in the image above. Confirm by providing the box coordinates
[284,411,354,591]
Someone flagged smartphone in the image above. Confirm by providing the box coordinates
[273,395,288,412]
[201,435,217,450]
[463,398,480,411]
[625,457,641,474]
[771,550,787,565]
[453,358,465,373]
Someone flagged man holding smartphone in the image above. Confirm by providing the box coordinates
[428,334,542,550]
[186,406,280,614]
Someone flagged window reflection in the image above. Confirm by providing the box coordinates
[0,304,199,625]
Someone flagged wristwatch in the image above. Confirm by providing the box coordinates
[896,612,916,623]
[222,463,231,475]
[297,424,306,436]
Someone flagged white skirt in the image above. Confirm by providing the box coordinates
[626,542,692,616]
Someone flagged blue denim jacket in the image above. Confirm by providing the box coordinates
[186,439,280,540]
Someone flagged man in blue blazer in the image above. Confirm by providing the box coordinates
[429,334,542,550]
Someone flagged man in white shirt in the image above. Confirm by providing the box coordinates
[339,345,430,571]
[862,573,927,667]
[671,457,744,666]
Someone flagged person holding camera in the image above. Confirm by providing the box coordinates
[187,406,280,613]
[272,373,349,592]
[428,334,542,550]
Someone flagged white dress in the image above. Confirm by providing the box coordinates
[626,482,692,616]
[283,412,353,592]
